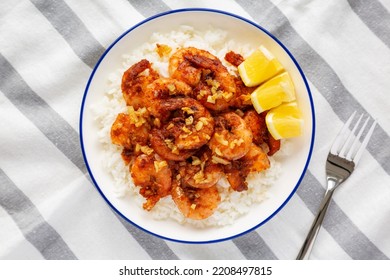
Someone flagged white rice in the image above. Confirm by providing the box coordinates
[91,26,288,227]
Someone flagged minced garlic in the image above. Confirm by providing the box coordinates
[140,145,154,155]
[182,126,191,134]
[195,121,203,131]
[182,107,194,114]
[185,116,194,125]
[134,144,154,155]
[127,106,147,127]
[199,117,209,125]
[154,160,168,172]
[167,83,176,94]
[214,147,223,156]
[215,133,229,146]
[212,155,230,165]
[191,156,201,166]
[153,118,161,128]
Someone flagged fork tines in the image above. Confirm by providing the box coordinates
[330,111,377,164]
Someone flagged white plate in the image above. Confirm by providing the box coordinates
[80,8,315,243]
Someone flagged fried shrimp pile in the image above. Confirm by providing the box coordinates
[110,46,281,220]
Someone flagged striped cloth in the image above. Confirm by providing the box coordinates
[1,0,389,260]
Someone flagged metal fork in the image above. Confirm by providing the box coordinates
[296,112,377,260]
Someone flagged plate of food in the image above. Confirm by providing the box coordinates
[80,8,315,243]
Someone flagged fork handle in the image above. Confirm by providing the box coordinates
[296,181,337,260]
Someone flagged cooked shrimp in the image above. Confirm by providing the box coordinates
[169,47,216,86]
[111,111,150,150]
[178,147,223,189]
[121,59,159,109]
[231,77,256,109]
[243,110,280,156]
[145,78,192,99]
[209,112,252,160]
[161,97,214,149]
[130,154,172,211]
[224,162,247,192]
[171,180,221,220]
[144,77,192,117]
[150,98,214,160]
[185,53,237,111]
[225,144,270,192]
[224,51,256,109]
[169,47,237,111]
[149,128,196,161]
[242,143,270,173]
[243,110,268,147]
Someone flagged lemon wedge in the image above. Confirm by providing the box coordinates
[238,45,284,87]
[265,102,304,140]
[250,72,296,113]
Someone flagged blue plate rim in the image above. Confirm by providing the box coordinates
[79,7,316,244]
